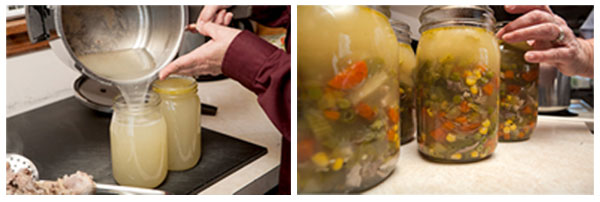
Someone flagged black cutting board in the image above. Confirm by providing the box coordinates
[6,97,267,194]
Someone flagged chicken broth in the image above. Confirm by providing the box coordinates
[153,77,202,171]
[110,93,168,188]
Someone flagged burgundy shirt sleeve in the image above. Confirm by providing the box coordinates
[222,30,291,194]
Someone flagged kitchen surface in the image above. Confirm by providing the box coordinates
[365,116,594,194]
[6,49,282,194]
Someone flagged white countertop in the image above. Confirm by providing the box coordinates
[6,50,281,194]
[364,117,594,194]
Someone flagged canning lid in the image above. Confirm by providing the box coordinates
[152,76,198,95]
[419,5,496,33]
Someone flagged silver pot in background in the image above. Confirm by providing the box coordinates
[26,5,187,86]
[538,64,572,112]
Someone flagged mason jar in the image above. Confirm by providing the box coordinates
[391,19,417,145]
[415,6,500,162]
[298,5,400,193]
[110,91,168,188]
[153,76,202,170]
[496,22,539,142]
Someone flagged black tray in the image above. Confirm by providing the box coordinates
[6,97,267,194]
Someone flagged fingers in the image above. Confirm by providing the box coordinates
[224,12,233,25]
[159,52,197,80]
[196,22,228,38]
[198,6,220,25]
[501,23,562,43]
[524,47,574,64]
[497,9,556,38]
[215,9,227,25]
[504,5,552,14]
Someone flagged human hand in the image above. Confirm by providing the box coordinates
[185,5,233,33]
[159,22,242,79]
[496,5,593,77]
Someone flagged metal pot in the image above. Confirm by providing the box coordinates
[538,64,571,112]
[25,5,187,86]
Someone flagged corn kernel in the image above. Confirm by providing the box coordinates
[311,152,329,167]
[466,77,477,86]
[427,108,434,117]
[471,151,479,158]
[446,133,456,142]
[506,119,513,124]
[470,86,479,94]
[394,124,399,131]
[507,95,512,101]
[503,127,511,134]
[399,88,405,94]
[479,127,488,134]
[482,119,491,127]
[451,153,462,160]
[464,70,473,77]
[474,69,482,78]
[510,124,517,131]
[331,158,344,171]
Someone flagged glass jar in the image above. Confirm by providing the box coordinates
[110,91,168,188]
[153,76,202,170]
[297,5,400,193]
[415,6,500,162]
[391,19,417,145]
[496,22,539,141]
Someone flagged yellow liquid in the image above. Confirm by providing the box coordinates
[110,116,168,188]
[81,48,168,187]
[154,77,202,171]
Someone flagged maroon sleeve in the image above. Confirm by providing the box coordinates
[222,30,291,194]
[221,30,290,141]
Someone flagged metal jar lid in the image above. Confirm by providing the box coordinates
[73,75,119,113]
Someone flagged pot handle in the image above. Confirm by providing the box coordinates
[25,5,55,43]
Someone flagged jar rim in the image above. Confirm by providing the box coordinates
[419,5,496,33]
[113,91,161,112]
[390,19,412,44]
[152,75,198,95]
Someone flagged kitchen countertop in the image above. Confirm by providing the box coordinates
[364,117,594,194]
[6,52,282,194]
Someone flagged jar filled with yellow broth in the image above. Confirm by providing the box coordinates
[415,6,500,162]
[391,19,417,145]
[110,91,168,188]
[153,76,202,171]
[298,5,400,193]
[496,22,539,142]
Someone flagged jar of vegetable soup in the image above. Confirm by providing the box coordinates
[496,22,539,142]
[153,76,202,170]
[298,5,400,193]
[391,19,417,145]
[416,6,500,162]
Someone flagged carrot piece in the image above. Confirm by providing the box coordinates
[522,106,532,115]
[431,128,446,142]
[504,70,514,79]
[518,132,526,139]
[387,107,399,123]
[477,64,488,72]
[387,128,396,141]
[455,116,468,124]
[484,136,497,151]
[328,61,368,90]
[503,133,511,140]
[443,121,455,130]
[521,68,539,82]
[438,111,447,118]
[460,101,470,113]
[298,139,315,162]
[483,83,494,95]
[507,84,521,94]
[323,110,340,120]
[460,122,481,131]
[356,102,375,120]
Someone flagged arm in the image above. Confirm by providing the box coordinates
[222,30,291,141]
